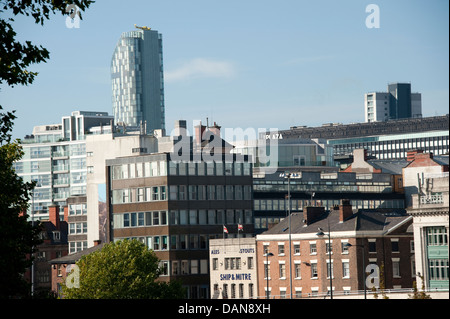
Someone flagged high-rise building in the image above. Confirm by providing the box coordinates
[111,26,165,134]
[365,82,422,122]
[14,111,114,220]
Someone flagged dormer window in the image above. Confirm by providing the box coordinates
[53,231,61,241]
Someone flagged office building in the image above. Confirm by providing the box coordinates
[111,26,165,133]
[276,114,449,160]
[253,160,405,234]
[84,128,158,249]
[407,173,449,290]
[365,83,422,122]
[105,121,254,299]
[14,111,114,220]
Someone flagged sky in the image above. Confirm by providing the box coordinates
[1,0,449,141]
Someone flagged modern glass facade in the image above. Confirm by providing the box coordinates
[111,29,165,133]
[329,130,449,159]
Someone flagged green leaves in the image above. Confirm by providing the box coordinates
[0,0,95,87]
[0,107,41,298]
[61,239,185,299]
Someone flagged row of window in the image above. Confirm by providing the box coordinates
[111,161,252,180]
[111,184,252,204]
[214,283,255,299]
[428,259,449,281]
[254,184,392,194]
[264,258,407,281]
[254,198,404,213]
[69,241,88,254]
[69,203,87,215]
[69,222,87,235]
[112,161,167,179]
[212,257,255,271]
[113,209,253,228]
[116,234,210,252]
[263,239,409,256]
[426,227,448,246]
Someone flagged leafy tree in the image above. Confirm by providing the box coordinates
[61,239,186,299]
[0,107,42,298]
[0,0,94,88]
[0,0,94,298]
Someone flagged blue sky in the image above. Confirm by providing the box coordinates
[2,0,449,140]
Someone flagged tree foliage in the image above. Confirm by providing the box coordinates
[0,0,94,298]
[0,107,42,298]
[0,0,94,87]
[61,239,185,299]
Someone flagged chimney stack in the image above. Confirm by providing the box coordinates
[339,199,353,223]
[407,149,424,161]
[48,204,60,230]
[303,206,325,226]
[93,240,102,246]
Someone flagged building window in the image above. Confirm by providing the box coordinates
[294,243,300,255]
[427,227,448,246]
[342,261,350,278]
[368,239,377,253]
[391,239,399,252]
[279,263,286,279]
[294,263,301,279]
[278,243,285,255]
[225,257,241,270]
[310,242,317,255]
[429,259,449,282]
[311,263,318,278]
[392,259,401,278]
[341,242,349,254]
[222,284,228,299]
[212,258,218,270]
[247,257,254,270]
[327,261,334,278]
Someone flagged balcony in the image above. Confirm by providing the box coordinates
[420,194,444,205]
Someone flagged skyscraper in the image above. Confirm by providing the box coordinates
[111,26,165,133]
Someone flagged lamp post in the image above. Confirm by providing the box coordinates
[316,222,332,299]
[264,252,274,299]
[286,172,293,299]
[280,172,300,299]
[344,242,366,299]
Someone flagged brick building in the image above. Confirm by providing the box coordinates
[50,240,104,296]
[25,205,68,296]
[255,201,414,298]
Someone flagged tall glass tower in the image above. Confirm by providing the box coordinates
[111,27,165,133]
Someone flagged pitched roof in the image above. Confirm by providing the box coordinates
[49,243,105,265]
[259,209,412,238]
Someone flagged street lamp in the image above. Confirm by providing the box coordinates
[344,242,366,299]
[279,172,300,299]
[264,252,274,299]
[316,225,333,299]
